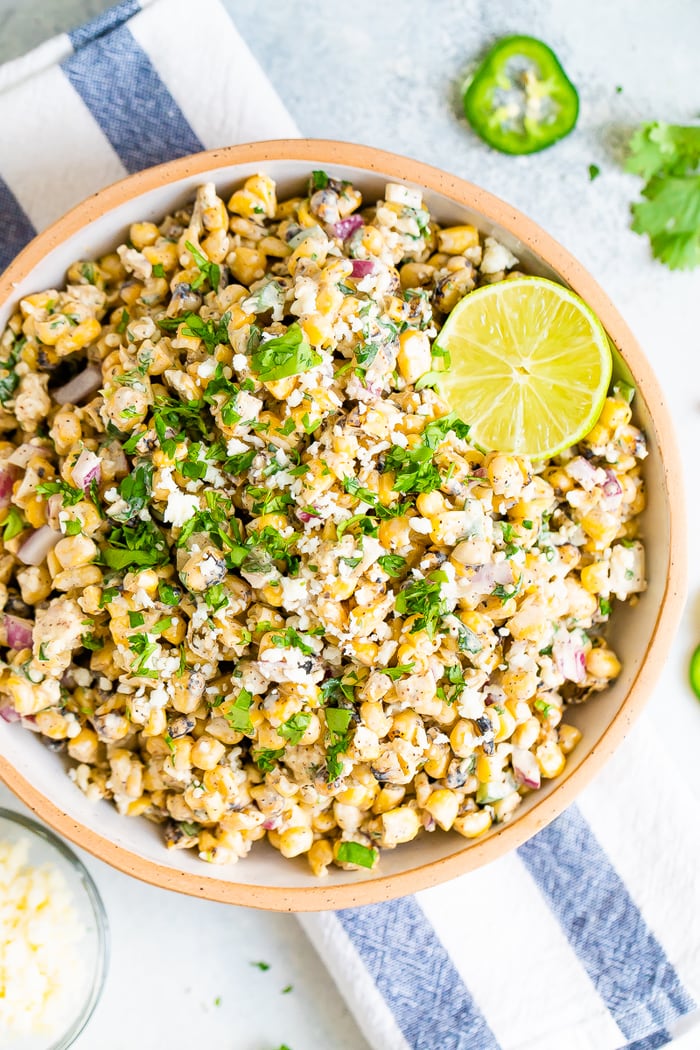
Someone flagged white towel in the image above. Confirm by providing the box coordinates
[0,4,697,1048]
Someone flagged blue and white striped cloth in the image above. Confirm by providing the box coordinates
[0,3,698,1048]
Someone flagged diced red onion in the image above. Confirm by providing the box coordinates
[71,448,101,491]
[0,705,20,723]
[484,686,506,706]
[5,614,33,650]
[351,259,376,279]
[471,467,488,478]
[262,816,281,831]
[53,366,102,406]
[512,747,541,790]
[297,508,320,523]
[566,456,602,491]
[333,215,364,241]
[18,525,62,566]
[0,468,13,509]
[467,561,513,593]
[602,470,622,498]
[553,632,587,683]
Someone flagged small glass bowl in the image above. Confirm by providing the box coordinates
[0,808,109,1049]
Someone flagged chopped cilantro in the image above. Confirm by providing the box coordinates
[340,555,362,569]
[342,476,410,518]
[116,309,130,334]
[250,323,321,382]
[379,664,415,679]
[100,586,119,607]
[102,519,169,571]
[383,444,442,494]
[185,239,221,291]
[271,626,315,656]
[158,312,230,354]
[395,573,448,637]
[325,707,354,781]
[279,712,312,745]
[311,170,329,189]
[205,583,229,613]
[492,581,521,603]
[253,748,285,773]
[599,596,612,616]
[36,480,83,506]
[81,632,103,652]
[1,507,24,541]
[588,163,601,181]
[111,461,153,521]
[63,519,82,536]
[158,581,180,606]
[0,336,24,405]
[336,841,377,869]
[128,611,145,628]
[421,413,470,449]
[224,688,254,734]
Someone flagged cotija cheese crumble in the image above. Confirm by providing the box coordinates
[0,171,646,873]
[0,838,85,1039]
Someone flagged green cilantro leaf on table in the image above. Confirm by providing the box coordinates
[626,122,700,269]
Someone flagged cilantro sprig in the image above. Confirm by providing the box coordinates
[626,122,700,269]
[250,323,321,382]
[185,240,221,291]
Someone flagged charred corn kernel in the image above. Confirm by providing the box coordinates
[390,710,423,745]
[129,221,160,249]
[191,735,226,770]
[348,639,379,666]
[67,730,99,764]
[201,230,229,264]
[378,516,411,549]
[437,225,479,254]
[143,241,179,270]
[494,707,517,742]
[450,719,478,758]
[228,246,266,286]
[423,743,450,779]
[425,789,459,831]
[416,491,446,517]
[275,196,303,220]
[259,235,290,258]
[359,226,383,255]
[599,397,632,430]
[580,561,609,594]
[379,806,420,846]
[586,647,621,679]
[23,496,47,528]
[278,826,314,858]
[16,564,52,605]
[50,409,82,453]
[53,564,102,591]
[476,753,502,782]
[535,741,566,779]
[511,717,540,751]
[453,809,492,839]
[397,328,431,384]
[308,838,333,877]
[400,261,435,289]
[55,534,98,569]
[142,708,167,737]
[501,669,538,702]
[486,453,526,498]
[558,723,583,754]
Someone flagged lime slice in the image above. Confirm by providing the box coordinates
[435,276,613,460]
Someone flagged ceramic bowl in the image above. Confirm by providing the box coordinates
[0,140,686,910]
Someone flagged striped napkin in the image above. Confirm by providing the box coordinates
[0,3,698,1048]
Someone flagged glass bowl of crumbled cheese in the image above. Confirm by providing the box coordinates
[0,808,108,1049]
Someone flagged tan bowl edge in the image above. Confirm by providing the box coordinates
[0,139,687,911]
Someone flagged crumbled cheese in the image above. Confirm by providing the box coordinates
[384,182,423,208]
[409,516,432,535]
[197,358,218,379]
[280,577,308,611]
[232,353,247,372]
[164,490,199,527]
[0,837,86,1038]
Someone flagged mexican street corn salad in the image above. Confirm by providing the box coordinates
[0,172,646,874]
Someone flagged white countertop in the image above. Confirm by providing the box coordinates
[1,1,700,1048]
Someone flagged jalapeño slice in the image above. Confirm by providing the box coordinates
[463,35,579,155]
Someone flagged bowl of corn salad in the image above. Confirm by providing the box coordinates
[0,142,685,909]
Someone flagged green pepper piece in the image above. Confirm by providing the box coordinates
[690,644,700,699]
[463,35,579,155]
